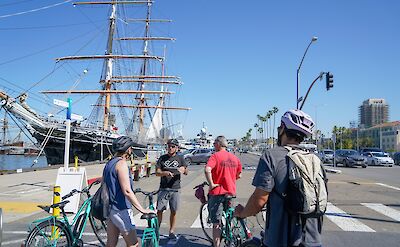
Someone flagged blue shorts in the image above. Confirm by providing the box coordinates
[109,208,136,233]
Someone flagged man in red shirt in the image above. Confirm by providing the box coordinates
[205,135,242,247]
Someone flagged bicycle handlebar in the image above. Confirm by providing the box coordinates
[193,181,208,189]
[133,188,160,196]
[61,180,101,200]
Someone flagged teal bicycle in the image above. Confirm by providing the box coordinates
[25,180,107,247]
[133,188,160,247]
[194,182,252,247]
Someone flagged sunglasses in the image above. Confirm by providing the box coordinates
[168,145,177,148]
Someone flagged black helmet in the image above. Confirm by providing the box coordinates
[112,136,134,153]
[167,139,179,146]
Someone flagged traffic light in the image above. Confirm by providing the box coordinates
[326,72,334,90]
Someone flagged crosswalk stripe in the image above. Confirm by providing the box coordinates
[325,202,375,232]
[375,183,400,191]
[361,203,400,222]
[190,214,203,228]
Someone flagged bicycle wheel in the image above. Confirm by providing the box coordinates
[25,219,72,247]
[239,238,262,247]
[199,203,213,242]
[142,238,156,247]
[256,207,266,230]
[89,214,107,246]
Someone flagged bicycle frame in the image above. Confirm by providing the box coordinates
[136,189,159,247]
[28,189,94,245]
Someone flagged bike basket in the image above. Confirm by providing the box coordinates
[195,186,207,204]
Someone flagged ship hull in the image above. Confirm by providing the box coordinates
[33,128,146,165]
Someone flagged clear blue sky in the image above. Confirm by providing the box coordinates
[0,0,399,140]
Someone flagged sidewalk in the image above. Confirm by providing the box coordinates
[0,164,105,223]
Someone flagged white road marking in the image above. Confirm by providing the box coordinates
[190,214,203,228]
[375,183,400,191]
[2,238,26,246]
[325,202,375,232]
[361,203,400,221]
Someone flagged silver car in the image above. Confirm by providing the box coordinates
[184,148,214,165]
[363,152,394,167]
[318,149,334,163]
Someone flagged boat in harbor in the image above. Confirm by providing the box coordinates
[0,0,190,165]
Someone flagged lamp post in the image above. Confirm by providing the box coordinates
[296,36,318,109]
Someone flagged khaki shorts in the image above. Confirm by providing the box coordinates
[157,190,180,212]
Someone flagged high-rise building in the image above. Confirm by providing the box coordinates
[359,99,389,128]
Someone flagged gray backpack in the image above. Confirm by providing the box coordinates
[280,146,328,218]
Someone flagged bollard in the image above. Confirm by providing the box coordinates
[53,186,61,217]
[74,156,79,169]
[51,186,61,239]
[146,163,151,177]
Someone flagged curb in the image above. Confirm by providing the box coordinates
[324,168,342,174]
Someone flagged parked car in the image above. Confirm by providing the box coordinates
[318,149,334,163]
[362,152,394,167]
[335,149,367,168]
[392,152,400,166]
[359,147,387,155]
[184,148,214,165]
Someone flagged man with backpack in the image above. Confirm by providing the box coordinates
[235,109,327,247]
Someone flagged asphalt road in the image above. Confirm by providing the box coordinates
[1,153,400,246]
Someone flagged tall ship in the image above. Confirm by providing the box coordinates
[0,0,190,165]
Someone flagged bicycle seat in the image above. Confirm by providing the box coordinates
[224,195,236,200]
[37,201,69,213]
[140,213,157,220]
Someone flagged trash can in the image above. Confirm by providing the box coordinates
[146,164,152,177]
[133,166,140,181]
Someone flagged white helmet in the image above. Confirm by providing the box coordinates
[281,109,315,137]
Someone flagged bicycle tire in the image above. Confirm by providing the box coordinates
[256,207,266,230]
[89,213,107,246]
[142,238,156,247]
[25,219,72,247]
[200,203,213,243]
[239,238,262,247]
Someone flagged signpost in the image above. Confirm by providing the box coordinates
[53,98,87,213]
[332,133,336,167]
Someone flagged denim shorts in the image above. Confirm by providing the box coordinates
[109,208,136,233]
[207,195,226,224]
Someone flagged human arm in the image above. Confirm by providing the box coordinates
[116,161,154,214]
[236,157,242,180]
[178,156,188,175]
[234,188,269,218]
[204,166,219,190]
[156,167,174,177]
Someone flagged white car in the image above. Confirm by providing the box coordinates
[363,152,394,167]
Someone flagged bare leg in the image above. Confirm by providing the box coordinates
[212,223,221,247]
[157,210,163,227]
[120,229,140,247]
[169,210,177,234]
[106,219,120,247]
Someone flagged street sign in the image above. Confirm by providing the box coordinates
[53,99,69,108]
[71,113,84,121]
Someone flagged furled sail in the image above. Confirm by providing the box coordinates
[145,99,163,142]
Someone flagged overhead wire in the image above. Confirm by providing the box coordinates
[0,0,73,19]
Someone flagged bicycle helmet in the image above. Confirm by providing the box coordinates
[112,136,134,153]
[167,139,179,146]
[281,109,315,137]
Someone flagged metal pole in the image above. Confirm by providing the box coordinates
[296,37,317,109]
[0,208,2,247]
[64,98,72,170]
[333,137,336,167]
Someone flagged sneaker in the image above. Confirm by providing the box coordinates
[168,232,178,239]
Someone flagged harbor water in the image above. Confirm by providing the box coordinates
[0,155,47,170]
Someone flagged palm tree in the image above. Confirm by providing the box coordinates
[272,107,279,146]
[254,123,259,144]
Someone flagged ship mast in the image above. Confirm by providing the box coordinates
[138,0,153,136]
[103,1,117,130]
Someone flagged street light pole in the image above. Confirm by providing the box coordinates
[296,36,318,109]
